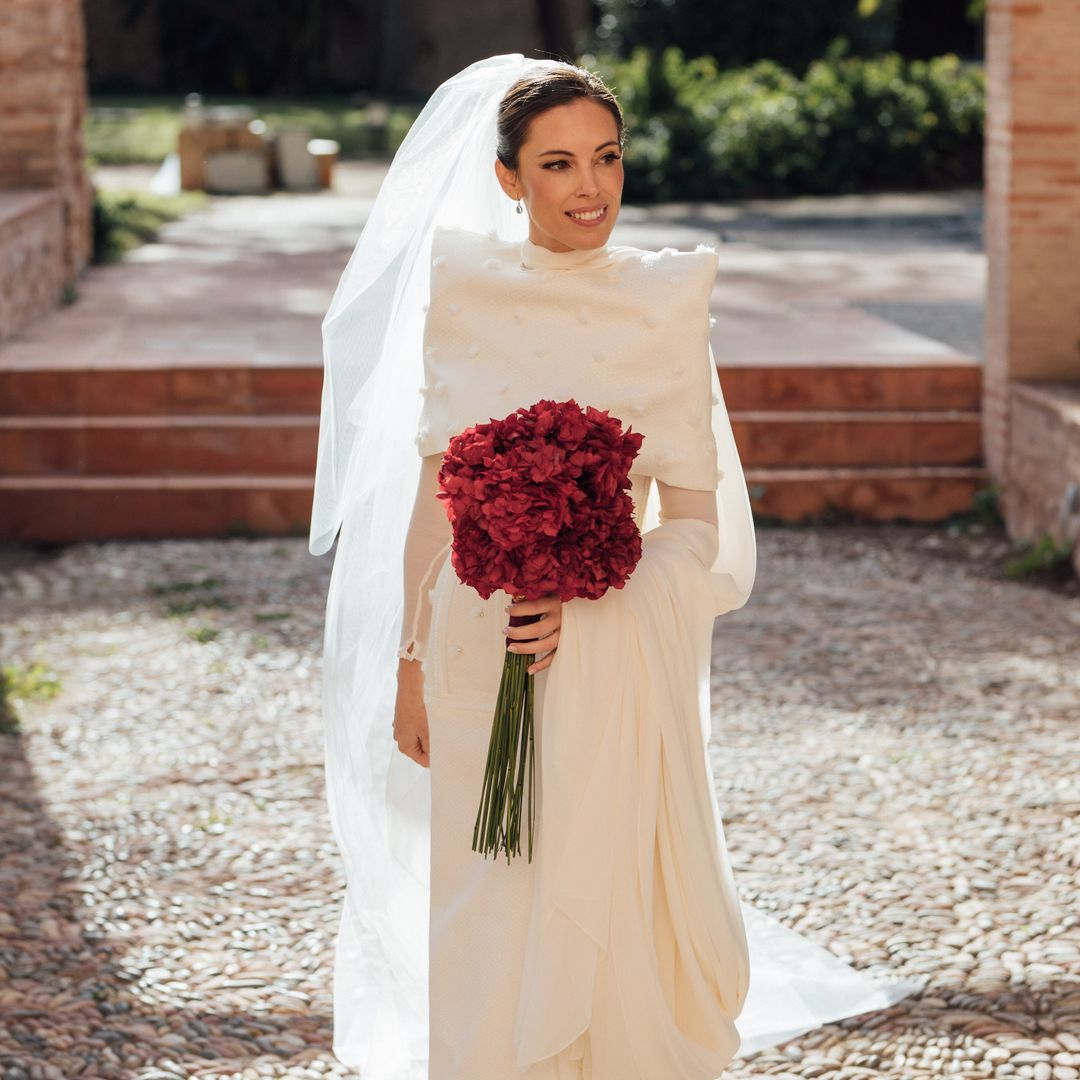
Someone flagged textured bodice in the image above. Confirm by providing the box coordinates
[415,225,722,492]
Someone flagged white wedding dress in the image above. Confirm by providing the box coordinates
[328,226,926,1079]
[396,464,925,1080]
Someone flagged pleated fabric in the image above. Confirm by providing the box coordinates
[424,512,750,1080]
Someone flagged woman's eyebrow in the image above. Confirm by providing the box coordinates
[536,140,620,157]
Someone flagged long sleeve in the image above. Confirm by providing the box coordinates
[397,453,453,662]
[656,477,720,569]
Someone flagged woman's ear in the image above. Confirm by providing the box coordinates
[493,157,521,202]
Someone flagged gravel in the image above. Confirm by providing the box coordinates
[0,523,1076,1079]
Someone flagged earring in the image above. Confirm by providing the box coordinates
[515,200,523,215]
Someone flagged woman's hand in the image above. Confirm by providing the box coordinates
[394,658,430,767]
[504,592,562,674]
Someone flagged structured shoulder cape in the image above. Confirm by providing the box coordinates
[416,224,722,491]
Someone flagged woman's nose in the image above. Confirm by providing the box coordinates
[577,174,600,195]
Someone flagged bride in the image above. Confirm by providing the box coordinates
[310,53,926,1080]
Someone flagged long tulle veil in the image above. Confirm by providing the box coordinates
[309,51,927,1078]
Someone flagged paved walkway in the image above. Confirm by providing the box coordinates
[0,163,984,372]
[0,521,1076,1078]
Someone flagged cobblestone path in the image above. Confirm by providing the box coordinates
[0,524,1076,1079]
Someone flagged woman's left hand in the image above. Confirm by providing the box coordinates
[504,592,562,675]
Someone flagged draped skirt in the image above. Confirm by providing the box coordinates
[421,518,751,1080]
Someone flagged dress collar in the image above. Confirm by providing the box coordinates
[520,234,615,271]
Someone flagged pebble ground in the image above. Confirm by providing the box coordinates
[0,521,1076,1080]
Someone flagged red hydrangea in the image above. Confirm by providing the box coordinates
[436,398,645,602]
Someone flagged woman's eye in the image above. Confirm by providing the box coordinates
[542,153,621,171]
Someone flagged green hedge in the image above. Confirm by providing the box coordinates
[587,40,984,201]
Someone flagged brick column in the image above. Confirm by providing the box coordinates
[984,0,1080,468]
[0,0,92,282]
[984,0,1080,565]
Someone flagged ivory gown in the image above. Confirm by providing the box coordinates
[419,470,738,1080]
[383,227,927,1080]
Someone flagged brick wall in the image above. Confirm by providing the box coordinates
[0,0,92,290]
[984,0,1080,569]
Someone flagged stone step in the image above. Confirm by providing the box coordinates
[0,407,981,478]
[0,465,990,542]
[0,475,314,542]
[730,409,983,467]
[744,465,991,523]
[0,415,318,476]
[0,365,322,417]
[0,360,979,416]
[722,362,981,411]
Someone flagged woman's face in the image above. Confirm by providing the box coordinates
[495,97,623,253]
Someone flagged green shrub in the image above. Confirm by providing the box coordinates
[588,41,984,201]
[91,186,208,264]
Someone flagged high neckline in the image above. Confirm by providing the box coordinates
[520,234,615,271]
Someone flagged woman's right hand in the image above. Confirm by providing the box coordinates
[394,658,430,768]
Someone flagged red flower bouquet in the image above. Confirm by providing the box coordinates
[436,398,645,863]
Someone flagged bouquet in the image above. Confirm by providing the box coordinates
[436,398,644,863]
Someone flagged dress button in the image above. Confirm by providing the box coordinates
[578,304,590,324]
[592,350,606,364]
[448,301,460,315]
[533,346,548,357]
[467,343,480,357]
[669,274,682,286]
[453,645,464,655]
[497,384,509,395]
[643,313,657,327]
[432,255,446,268]
[712,391,720,405]
[513,306,525,322]
[421,301,429,313]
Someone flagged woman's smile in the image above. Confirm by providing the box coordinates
[566,204,608,227]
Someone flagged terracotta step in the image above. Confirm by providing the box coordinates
[0,360,978,417]
[730,409,983,468]
[0,475,314,542]
[744,465,991,523]
[721,363,981,411]
[0,415,318,477]
[0,365,323,417]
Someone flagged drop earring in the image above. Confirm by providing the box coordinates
[515,200,523,215]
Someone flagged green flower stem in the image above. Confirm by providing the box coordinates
[471,610,541,863]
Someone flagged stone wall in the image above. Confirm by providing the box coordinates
[0,0,91,343]
[0,192,65,344]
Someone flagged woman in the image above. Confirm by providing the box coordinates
[311,54,925,1080]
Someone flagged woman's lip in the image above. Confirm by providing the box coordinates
[565,204,608,226]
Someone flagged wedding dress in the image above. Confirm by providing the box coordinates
[369,226,928,1080]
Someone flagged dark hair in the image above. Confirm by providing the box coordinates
[496,63,624,173]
